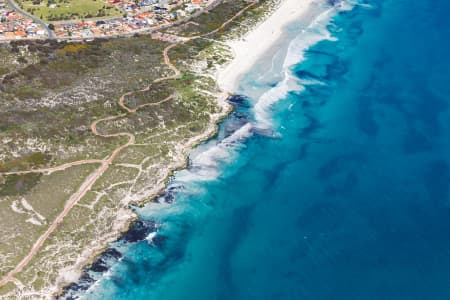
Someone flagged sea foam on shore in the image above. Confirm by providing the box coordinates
[218,0,320,94]
[218,0,348,130]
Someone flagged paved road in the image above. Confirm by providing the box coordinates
[6,0,55,39]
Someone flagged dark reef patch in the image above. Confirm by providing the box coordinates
[298,113,321,137]
[357,95,379,136]
[151,234,168,248]
[58,273,95,299]
[119,220,157,243]
[155,184,185,204]
[402,128,433,154]
[227,95,251,108]
[59,219,157,299]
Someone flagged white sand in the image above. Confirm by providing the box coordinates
[218,0,317,93]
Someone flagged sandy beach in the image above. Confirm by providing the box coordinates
[217,0,317,93]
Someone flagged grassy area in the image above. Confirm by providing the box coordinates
[0,174,42,197]
[123,81,175,110]
[0,67,9,77]
[0,152,51,172]
[0,37,170,170]
[17,0,122,22]
[0,164,99,278]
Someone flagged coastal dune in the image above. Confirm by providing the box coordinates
[218,0,317,93]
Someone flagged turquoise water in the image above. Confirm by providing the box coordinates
[65,0,450,299]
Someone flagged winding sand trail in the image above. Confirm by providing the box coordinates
[0,1,257,288]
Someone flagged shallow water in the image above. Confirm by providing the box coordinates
[66,0,450,299]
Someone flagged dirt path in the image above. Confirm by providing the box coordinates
[0,159,104,176]
[0,2,257,288]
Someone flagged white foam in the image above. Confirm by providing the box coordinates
[253,6,337,129]
[254,71,304,128]
[176,122,254,183]
[146,232,157,244]
[217,0,319,93]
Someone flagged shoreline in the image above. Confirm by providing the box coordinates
[55,0,320,298]
[217,0,317,93]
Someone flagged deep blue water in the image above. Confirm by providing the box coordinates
[66,0,450,299]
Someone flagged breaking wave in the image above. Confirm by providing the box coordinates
[254,6,340,128]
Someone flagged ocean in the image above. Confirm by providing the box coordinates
[64,0,450,299]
